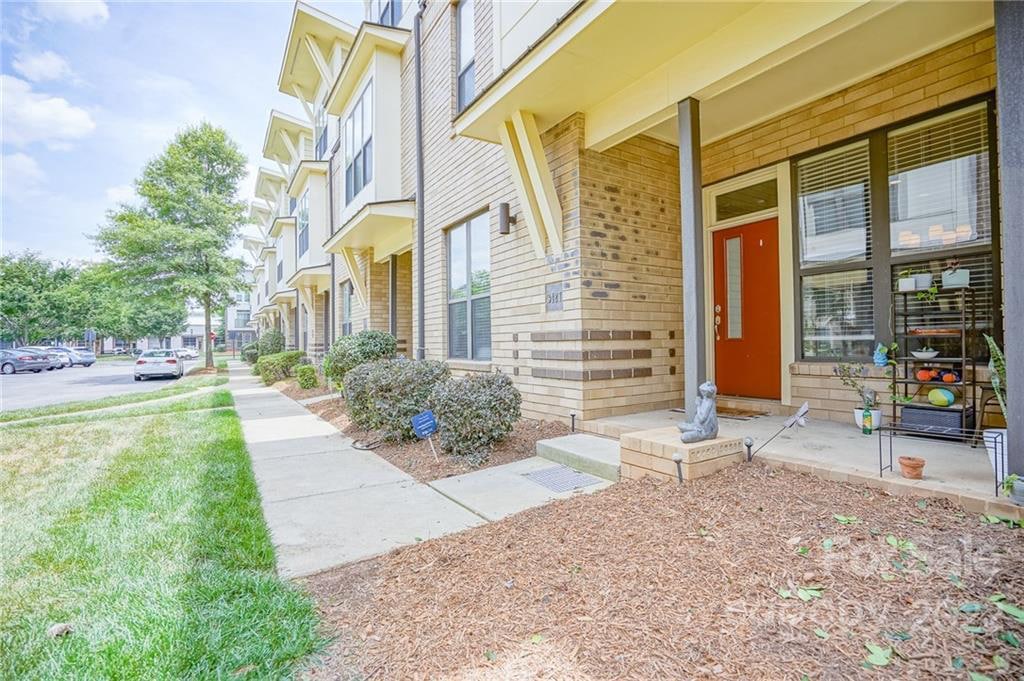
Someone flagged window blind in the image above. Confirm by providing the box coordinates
[797,141,872,267]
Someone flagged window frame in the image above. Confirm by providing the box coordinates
[455,0,475,113]
[340,281,353,336]
[314,104,328,160]
[790,93,1001,361]
[446,211,491,360]
[297,190,310,257]
[344,81,373,204]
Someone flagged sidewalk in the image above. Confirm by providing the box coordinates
[227,362,483,578]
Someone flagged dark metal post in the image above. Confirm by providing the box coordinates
[677,98,706,417]
[413,0,427,359]
[996,1,1023,475]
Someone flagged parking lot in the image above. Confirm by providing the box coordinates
[0,358,196,412]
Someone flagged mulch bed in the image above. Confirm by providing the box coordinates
[306,397,569,482]
[274,378,333,401]
[302,464,1024,680]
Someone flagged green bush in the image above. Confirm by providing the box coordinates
[344,358,450,441]
[254,350,305,386]
[429,372,521,463]
[257,329,285,356]
[214,343,226,352]
[240,342,259,364]
[295,365,319,390]
[323,330,398,384]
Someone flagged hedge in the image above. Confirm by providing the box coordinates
[429,372,521,463]
[257,329,285,356]
[240,342,259,364]
[344,358,450,442]
[254,350,305,386]
[323,330,397,384]
[295,365,319,390]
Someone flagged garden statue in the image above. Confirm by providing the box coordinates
[678,381,719,443]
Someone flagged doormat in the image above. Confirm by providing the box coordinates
[523,465,602,493]
[670,406,768,421]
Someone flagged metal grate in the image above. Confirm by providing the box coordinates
[523,465,601,493]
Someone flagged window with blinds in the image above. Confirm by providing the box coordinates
[447,213,490,360]
[796,141,871,267]
[801,269,874,358]
[888,103,990,253]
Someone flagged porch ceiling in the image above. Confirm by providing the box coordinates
[277,1,356,100]
[323,199,414,263]
[262,110,312,165]
[286,264,331,292]
[269,216,296,239]
[455,0,992,151]
[271,288,297,306]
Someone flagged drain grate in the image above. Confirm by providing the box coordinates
[523,465,601,493]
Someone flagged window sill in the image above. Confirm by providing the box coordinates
[446,359,492,373]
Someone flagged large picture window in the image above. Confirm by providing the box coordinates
[447,213,490,360]
[795,100,999,360]
[344,82,373,203]
[297,191,309,257]
[456,0,475,112]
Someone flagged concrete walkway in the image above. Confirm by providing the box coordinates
[227,363,483,578]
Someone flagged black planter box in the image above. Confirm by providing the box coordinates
[900,404,975,440]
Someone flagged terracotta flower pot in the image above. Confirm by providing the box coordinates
[898,456,925,480]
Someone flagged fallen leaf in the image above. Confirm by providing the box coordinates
[529,634,544,644]
[821,538,834,551]
[813,628,829,640]
[886,631,912,641]
[864,643,892,667]
[959,602,983,613]
[483,650,497,662]
[995,600,1024,623]
[993,654,1008,669]
[998,630,1020,648]
[963,625,986,634]
[968,672,993,681]
[916,499,928,510]
[778,588,792,599]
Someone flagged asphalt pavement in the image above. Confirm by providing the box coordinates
[0,358,196,412]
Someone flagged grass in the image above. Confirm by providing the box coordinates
[0,375,229,423]
[0,393,323,678]
[5,390,236,429]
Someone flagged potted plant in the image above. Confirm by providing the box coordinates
[941,257,970,289]
[897,268,918,292]
[911,346,939,360]
[1002,474,1024,506]
[984,334,1008,480]
[898,456,926,480]
[834,362,883,431]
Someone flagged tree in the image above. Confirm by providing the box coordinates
[95,123,248,368]
[0,252,66,345]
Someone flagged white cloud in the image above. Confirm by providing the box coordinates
[1,152,47,198]
[104,184,135,203]
[34,0,109,26]
[0,75,96,149]
[12,50,74,82]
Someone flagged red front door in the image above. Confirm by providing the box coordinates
[712,218,781,399]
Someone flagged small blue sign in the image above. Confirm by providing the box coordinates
[411,410,437,439]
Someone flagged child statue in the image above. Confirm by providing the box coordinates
[678,381,720,443]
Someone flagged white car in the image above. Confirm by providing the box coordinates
[134,349,184,380]
[177,347,200,360]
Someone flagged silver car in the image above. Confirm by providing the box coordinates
[0,349,50,374]
[68,347,97,366]
[25,346,72,368]
[134,349,184,380]
[16,347,62,370]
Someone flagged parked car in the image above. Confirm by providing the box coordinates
[134,349,183,380]
[130,348,143,358]
[113,348,127,355]
[42,346,93,367]
[17,347,63,370]
[177,347,199,360]
[68,347,97,366]
[30,346,73,368]
[0,349,50,374]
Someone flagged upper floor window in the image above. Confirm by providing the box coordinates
[447,212,490,360]
[277,260,283,282]
[373,0,403,27]
[341,281,353,336]
[297,191,309,256]
[315,105,328,160]
[289,196,297,215]
[456,0,475,112]
[344,81,373,203]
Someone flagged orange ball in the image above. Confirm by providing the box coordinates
[917,369,932,382]
[942,372,956,383]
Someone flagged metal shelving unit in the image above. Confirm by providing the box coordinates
[891,289,978,438]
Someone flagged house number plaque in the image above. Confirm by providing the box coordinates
[546,283,564,312]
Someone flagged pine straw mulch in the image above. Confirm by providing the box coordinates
[273,377,333,401]
[305,396,570,482]
[302,463,1024,680]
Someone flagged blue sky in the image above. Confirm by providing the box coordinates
[1,0,364,263]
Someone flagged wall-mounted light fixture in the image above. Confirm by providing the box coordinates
[498,202,517,235]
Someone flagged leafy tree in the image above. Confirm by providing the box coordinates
[0,252,65,345]
[95,123,248,368]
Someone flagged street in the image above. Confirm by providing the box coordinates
[0,359,196,412]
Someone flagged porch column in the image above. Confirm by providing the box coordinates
[677,97,706,417]
[996,1,1023,474]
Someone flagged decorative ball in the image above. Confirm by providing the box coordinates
[916,369,932,382]
[928,388,955,407]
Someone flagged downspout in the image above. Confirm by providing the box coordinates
[413,0,427,360]
[328,152,336,347]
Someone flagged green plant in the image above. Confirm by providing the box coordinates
[877,341,914,405]
[1002,474,1020,498]
[322,330,397,383]
[429,372,522,464]
[344,358,450,441]
[240,341,259,364]
[295,365,318,390]
[257,329,285,356]
[916,285,939,303]
[833,362,879,408]
[985,334,1007,420]
[254,350,305,386]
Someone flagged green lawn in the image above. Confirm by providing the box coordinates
[0,375,228,423]
[0,393,323,678]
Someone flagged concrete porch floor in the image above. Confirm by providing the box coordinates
[583,409,1020,519]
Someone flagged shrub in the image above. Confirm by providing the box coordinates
[323,330,398,384]
[214,343,226,352]
[255,350,305,386]
[295,365,319,390]
[240,342,259,364]
[257,329,285,356]
[430,372,521,463]
[344,358,450,441]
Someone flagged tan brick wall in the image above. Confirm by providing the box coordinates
[701,30,995,185]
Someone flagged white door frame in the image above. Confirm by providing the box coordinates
[701,162,794,405]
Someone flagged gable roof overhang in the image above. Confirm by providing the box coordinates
[325,22,409,116]
[262,110,313,165]
[277,1,357,104]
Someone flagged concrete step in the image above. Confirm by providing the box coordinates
[536,433,620,481]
